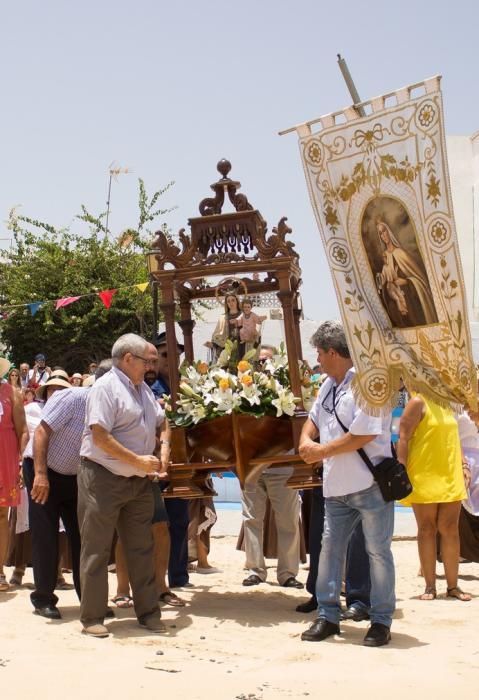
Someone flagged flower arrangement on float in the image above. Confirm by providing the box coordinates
[165,341,323,427]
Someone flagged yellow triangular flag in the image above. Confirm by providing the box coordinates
[135,283,149,293]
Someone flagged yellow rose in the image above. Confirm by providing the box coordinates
[197,361,209,375]
[237,360,251,373]
[219,378,230,391]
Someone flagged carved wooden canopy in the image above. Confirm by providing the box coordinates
[146,160,304,404]
[147,159,302,302]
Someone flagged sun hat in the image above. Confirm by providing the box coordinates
[49,369,70,381]
[36,376,71,401]
[0,356,11,378]
[71,372,83,379]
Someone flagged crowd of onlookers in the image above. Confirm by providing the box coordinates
[6,354,99,402]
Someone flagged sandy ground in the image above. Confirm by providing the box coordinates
[1,522,478,700]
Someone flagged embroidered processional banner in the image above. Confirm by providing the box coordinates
[293,76,476,413]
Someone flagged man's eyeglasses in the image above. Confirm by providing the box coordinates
[131,354,157,366]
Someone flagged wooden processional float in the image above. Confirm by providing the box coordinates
[146,160,321,498]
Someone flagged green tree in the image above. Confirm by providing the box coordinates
[0,179,174,372]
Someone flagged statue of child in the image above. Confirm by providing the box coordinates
[231,297,267,357]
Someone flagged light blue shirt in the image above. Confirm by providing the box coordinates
[309,368,392,497]
[80,366,164,478]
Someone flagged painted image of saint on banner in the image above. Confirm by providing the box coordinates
[361,196,438,328]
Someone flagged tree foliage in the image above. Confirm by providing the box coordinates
[0,179,174,372]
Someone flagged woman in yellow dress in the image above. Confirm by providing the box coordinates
[397,394,471,601]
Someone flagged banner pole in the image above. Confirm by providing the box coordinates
[336,54,366,117]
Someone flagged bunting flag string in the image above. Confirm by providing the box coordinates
[28,302,44,316]
[0,281,150,318]
[55,296,81,310]
[98,289,117,309]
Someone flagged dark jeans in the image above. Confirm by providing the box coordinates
[163,495,190,587]
[307,486,371,608]
[23,458,81,609]
[306,487,325,597]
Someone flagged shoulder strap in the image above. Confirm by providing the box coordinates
[332,387,375,474]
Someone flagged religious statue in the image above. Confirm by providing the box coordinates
[230,296,267,358]
[205,293,242,361]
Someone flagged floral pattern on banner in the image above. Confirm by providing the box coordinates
[297,79,476,413]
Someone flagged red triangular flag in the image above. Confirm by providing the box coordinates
[98,289,117,309]
[55,296,81,310]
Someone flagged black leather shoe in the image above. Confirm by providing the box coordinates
[242,574,263,586]
[282,577,304,589]
[340,605,370,622]
[301,619,340,642]
[363,623,391,647]
[295,596,317,613]
[34,605,62,620]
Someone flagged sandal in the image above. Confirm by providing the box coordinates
[111,595,134,608]
[56,578,75,591]
[0,575,10,592]
[447,587,472,602]
[9,573,23,587]
[419,587,436,600]
[159,591,186,607]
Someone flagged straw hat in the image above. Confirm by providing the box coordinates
[36,376,71,401]
[50,369,70,381]
[0,356,11,378]
[71,372,83,380]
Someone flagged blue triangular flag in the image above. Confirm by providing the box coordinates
[29,302,43,316]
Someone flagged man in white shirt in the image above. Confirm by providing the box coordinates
[78,333,171,638]
[28,354,51,386]
[299,321,395,647]
[19,363,30,389]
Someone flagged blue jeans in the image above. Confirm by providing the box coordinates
[316,483,395,627]
[346,521,371,610]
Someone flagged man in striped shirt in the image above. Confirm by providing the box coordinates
[23,381,89,620]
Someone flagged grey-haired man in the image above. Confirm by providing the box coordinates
[78,333,171,638]
[299,321,395,647]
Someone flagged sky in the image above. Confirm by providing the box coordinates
[1,0,478,321]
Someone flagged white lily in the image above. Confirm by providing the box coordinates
[206,388,241,413]
[239,383,262,406]
[271,388,297,417]
[190,404,208,424]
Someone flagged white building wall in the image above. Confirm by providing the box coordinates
[447,134,479,360]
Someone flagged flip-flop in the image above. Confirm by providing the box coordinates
[111,595,134,608]
[159,591,186,607]
[195,567,222,574]
[447,587,472,602]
